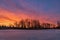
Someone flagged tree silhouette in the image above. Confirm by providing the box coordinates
[25,19,31,28]
[42,23,51,28]
[20,20,26,28]
[14,21,18,27]
[56,21,60,29]
[31,20,41,29]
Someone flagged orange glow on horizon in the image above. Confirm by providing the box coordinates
[0,8,57,26]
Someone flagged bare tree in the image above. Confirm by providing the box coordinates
[42,23,51,28]
[56,21,60,28]
[20,20,26,28]
[14,21,18,27]
[31,20,41,29]
[25,19,31,28]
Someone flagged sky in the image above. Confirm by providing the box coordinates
[0,0,60,26]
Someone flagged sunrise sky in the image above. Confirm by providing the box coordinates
[0,0,60,26]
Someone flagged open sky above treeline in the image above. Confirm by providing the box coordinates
[0,0,60,26]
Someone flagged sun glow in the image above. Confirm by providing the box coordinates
[0,8,57,26]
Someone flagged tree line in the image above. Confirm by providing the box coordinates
[0,19,60,29]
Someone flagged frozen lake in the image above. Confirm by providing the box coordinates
[0,29,60,40]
